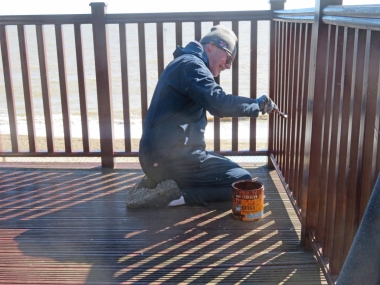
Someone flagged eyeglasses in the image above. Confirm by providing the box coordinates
[212,43,234,65]
[225,51,233,65]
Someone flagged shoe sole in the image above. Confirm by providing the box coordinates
[126,179,181,209]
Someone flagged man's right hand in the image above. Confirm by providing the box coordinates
[257,95,277,115]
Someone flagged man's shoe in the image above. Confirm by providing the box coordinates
[126,177,182,209]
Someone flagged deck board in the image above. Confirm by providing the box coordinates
[0,164,327,284]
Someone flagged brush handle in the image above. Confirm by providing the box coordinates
[274,108,288,119]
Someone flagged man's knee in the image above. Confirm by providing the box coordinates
[229,167,252,181]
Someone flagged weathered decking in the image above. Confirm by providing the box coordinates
[0,163,327,284]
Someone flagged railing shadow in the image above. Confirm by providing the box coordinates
[0,167,325,284]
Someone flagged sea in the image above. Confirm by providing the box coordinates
[0,20,270,144]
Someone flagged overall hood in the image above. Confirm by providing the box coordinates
[173,41,209,67]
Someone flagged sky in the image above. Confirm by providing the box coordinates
[0,0,379,15]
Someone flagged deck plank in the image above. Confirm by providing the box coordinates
[0,164,327,284]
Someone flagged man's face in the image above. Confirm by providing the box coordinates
[207,44,233,77]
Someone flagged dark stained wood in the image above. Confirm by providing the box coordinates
[323,25,342,264]
[284,22,294,183]
[297,22,311,245]
[288,24,302,194]
[90,3,115,168]
[299,0,343,250]
[331,26,351,273]
[323,16,380,32]
[17,25,36,153]
[55,24,72,153]
[270,0,286,164]
[274,22,282,168]
[138,22,148,125]
[362,30,380,209]
[249,20,257,152]
[74,24,90,153]
[342,29,367,260]
[0,25,19,152]
[359,29,378,223]
[268,20,277,163]
[340,28,359,260]
[156,22,164,76]
[36,24,55,153]
[0,14,92,25]
[316,24,334,244]
[119,23,132,153]
[106,10,272,24]
[232,21,239,152]
[304,20,329,236]
[323,4,380,18]
[175,22,182,47]
[279,22,286,171]
[291,23,304,203]
[0,164,327,285]
[213,20,221,152]
[194,21,201,41]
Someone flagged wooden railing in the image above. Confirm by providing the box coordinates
[0,2,276,167]
[2,0,380,283]
[270,2,380,283]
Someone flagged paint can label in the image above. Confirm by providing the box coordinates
[231,180,264,222]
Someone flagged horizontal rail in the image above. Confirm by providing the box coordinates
[106,10,272,24]
[0,10,273,26]
[273,8,314,23]
[324,5,380,18]
[323,16,380,31]
[323,4,380,31]
[0,14,92,25]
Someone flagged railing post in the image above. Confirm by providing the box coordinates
[90,2,115,168]
[268,0,286,169]
[301,0,342,249]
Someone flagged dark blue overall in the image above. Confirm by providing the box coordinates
[139,41,262,206]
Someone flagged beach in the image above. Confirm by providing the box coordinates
[0,133,268,163]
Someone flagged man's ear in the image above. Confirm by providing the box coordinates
[206,43,214,52]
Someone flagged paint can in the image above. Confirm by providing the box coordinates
[231,180,264,222]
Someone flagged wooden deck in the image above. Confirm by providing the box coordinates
[0,163,327,284]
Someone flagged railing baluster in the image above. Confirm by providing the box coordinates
[249,20,257,152]
[231,20,239,151]
[332,25,351,273]
[194,21,201,41]
[213,20,221,152]
[175,22,182,47]
[279,22,286,169]
[292,23,303,203]
[341,27,359,260]
[0,25,19,152]
[317,24,334,244]
[36,24,54,153]
[325,25,343,269]
[359,29,379,222]
[362,30,380,209]
[119,23,131,153]
[288,23,299,193]
[138,22,148,125]
[304,18,330,242]
[55,24,72,152]
[156,22,164,76]
[90,2,115,168]
[298,22,311,243]
[74,23,90,153]
[284,22,293,182]
[18,24,36,152]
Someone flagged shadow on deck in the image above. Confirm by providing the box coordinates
[0,163,327,284]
